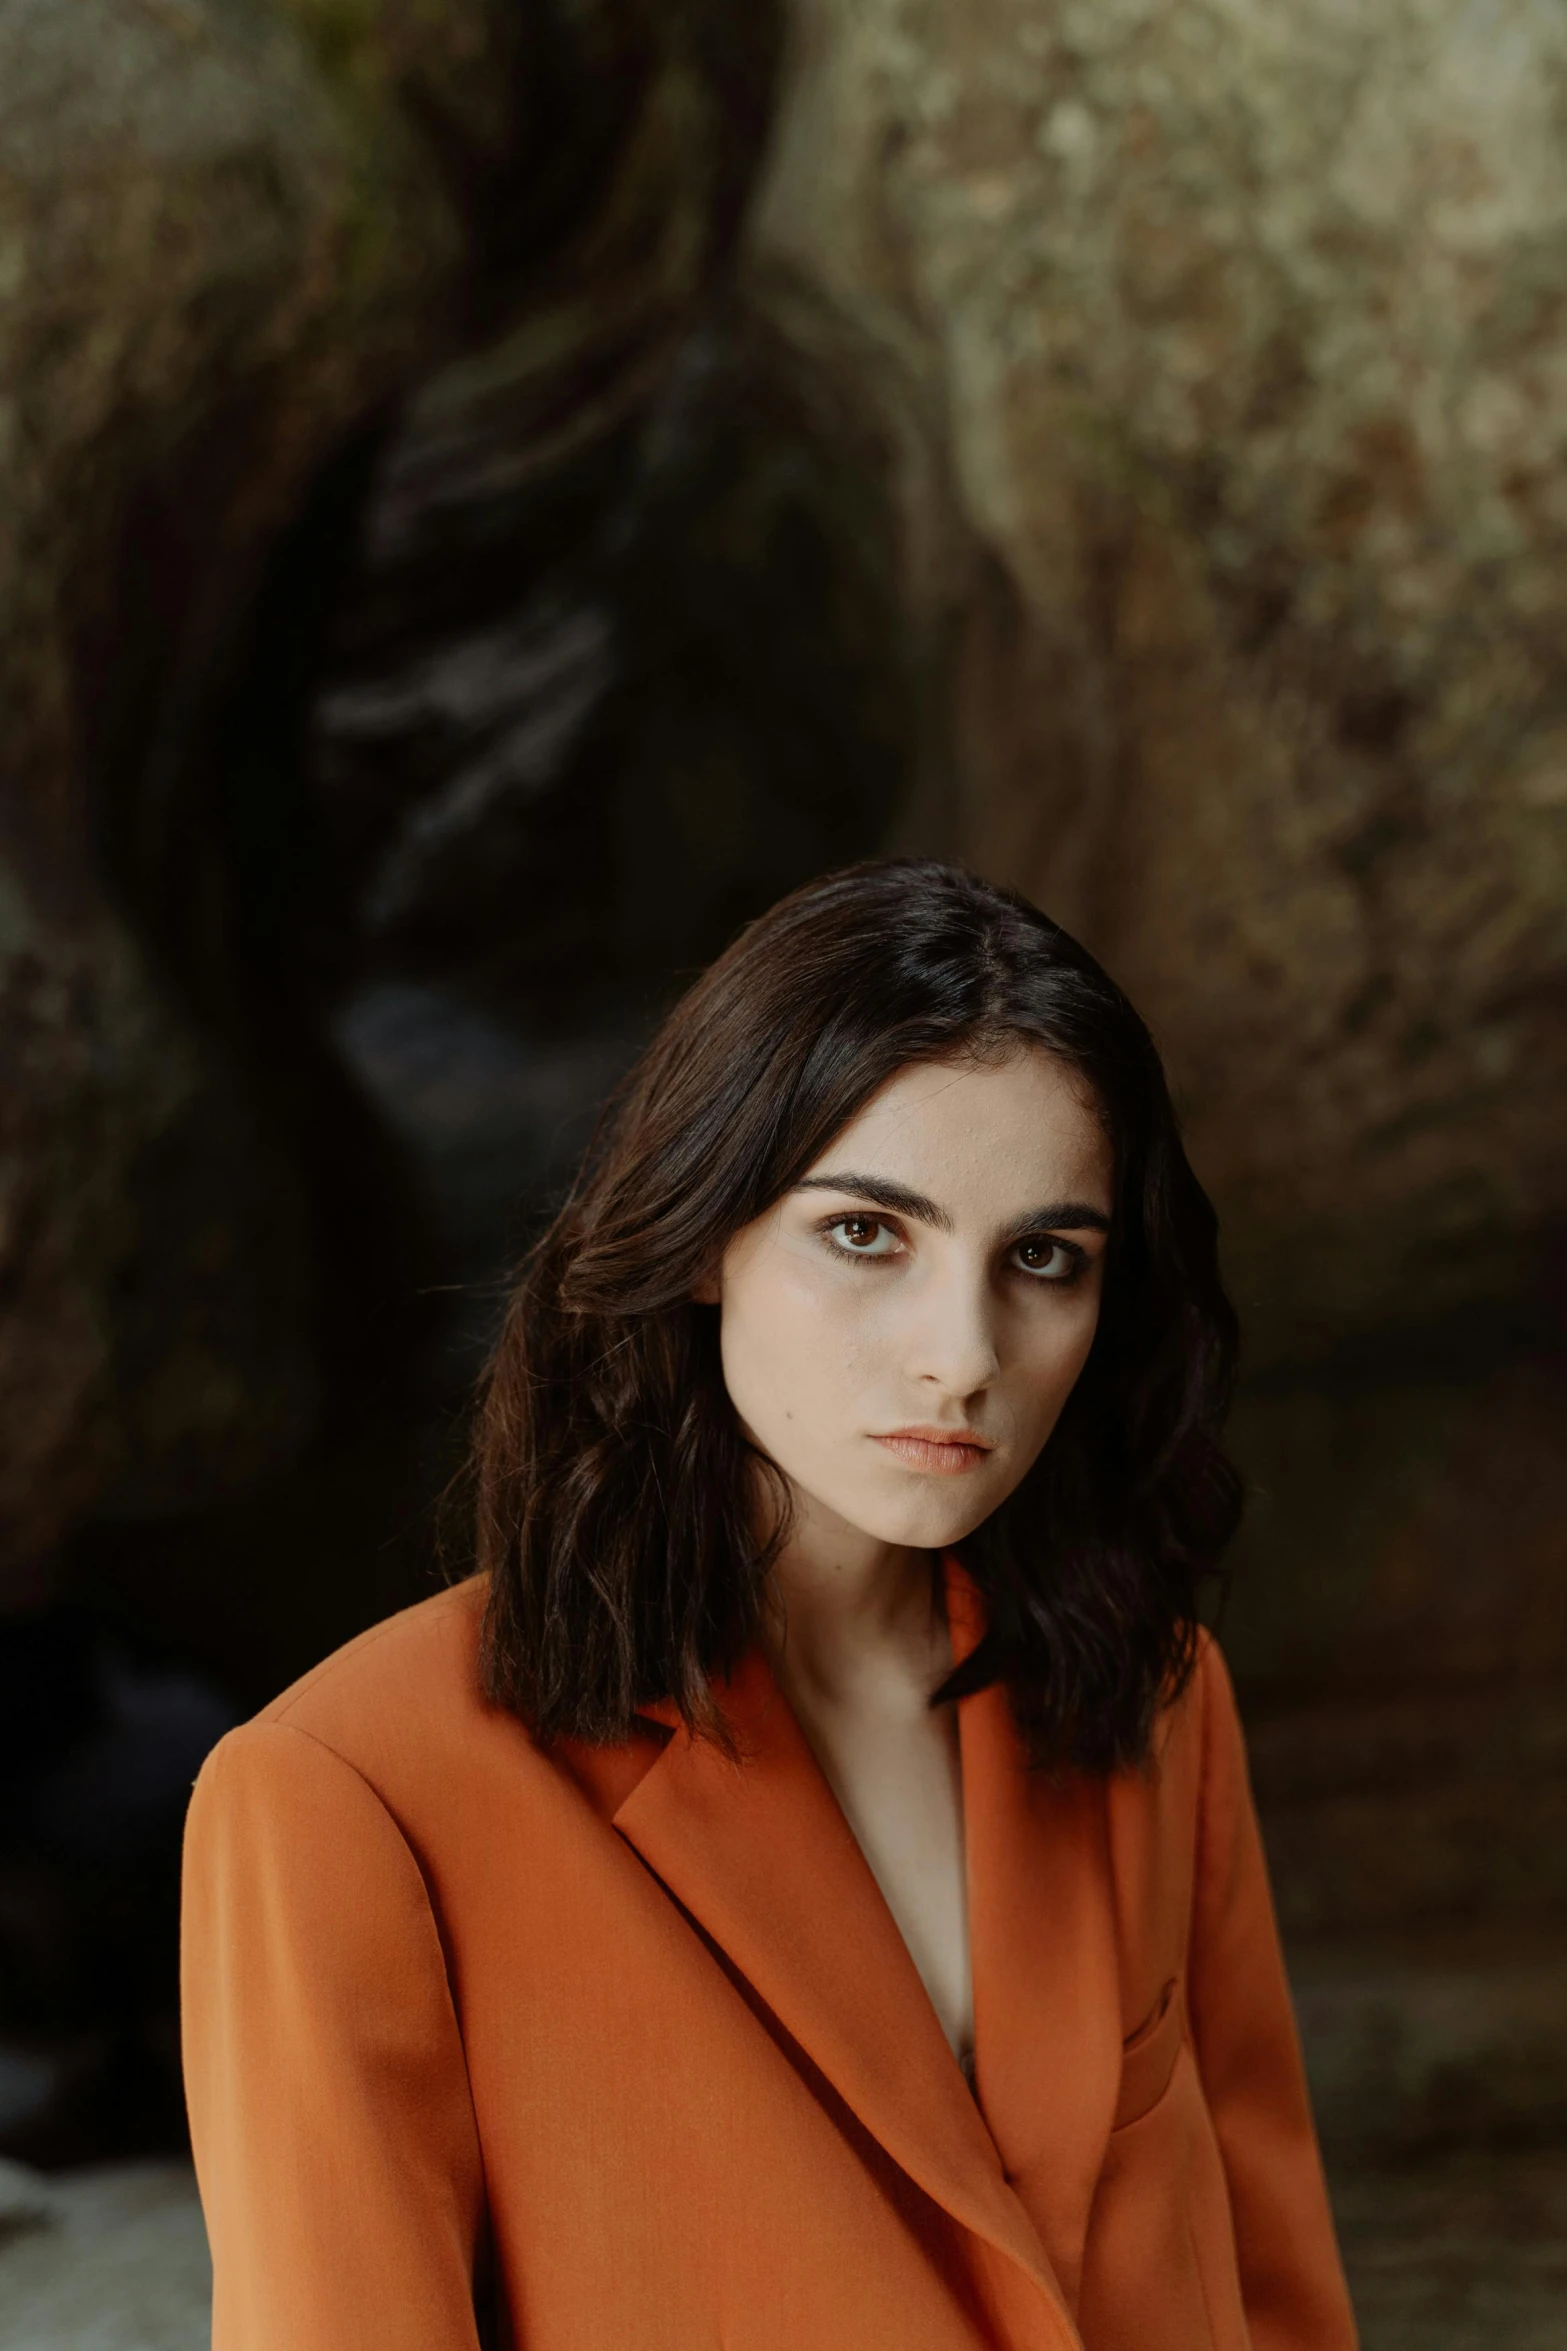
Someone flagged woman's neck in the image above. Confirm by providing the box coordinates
[760,1492,974,2071]
[764,1498,948,1703]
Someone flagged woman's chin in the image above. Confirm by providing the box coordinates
[829,1480,1006,1555]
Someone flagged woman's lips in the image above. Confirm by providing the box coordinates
[872,1428,996,1475]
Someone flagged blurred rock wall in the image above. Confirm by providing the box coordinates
[0,0,779,1591]
[752,0,1567,1341]
[0,0,496,1577]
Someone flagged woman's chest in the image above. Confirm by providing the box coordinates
[785,1677,976,2070]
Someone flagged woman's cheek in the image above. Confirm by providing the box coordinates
[727,1259,854,1429]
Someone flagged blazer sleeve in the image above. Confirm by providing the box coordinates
[181,1719,489,2351]
[1186,1639,1359,2351]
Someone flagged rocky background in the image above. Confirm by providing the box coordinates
[1,0,1565,2342]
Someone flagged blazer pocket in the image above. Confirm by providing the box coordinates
[1112,1977,1185,2131]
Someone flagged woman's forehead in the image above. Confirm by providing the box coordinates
[805,1051,1112,1201]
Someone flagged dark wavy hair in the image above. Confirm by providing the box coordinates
[473,859,1241,1773]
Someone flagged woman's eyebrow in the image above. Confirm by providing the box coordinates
[1002,1201,1112,1242]
[794,1177,1112,1243]
[793,1173,953,1233]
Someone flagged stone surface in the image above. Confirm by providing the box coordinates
[0,0,505,1587]
[0,0,776,1595]
[0,2161,208,2351]
[748,0,1567,1371]
[1291,1933,1567,2158]
[304,295,911,1029]
[1331,2148,1567,2351]
[1220,1359,1567,1699]
[0,897,320,1585]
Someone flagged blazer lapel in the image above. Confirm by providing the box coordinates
[947,1563,1123,2311]
[613,1644,1080,2343]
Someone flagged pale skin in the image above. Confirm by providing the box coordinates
[704,1047,1114,2074]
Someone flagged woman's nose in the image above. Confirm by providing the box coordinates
[912,1265,1001,1398]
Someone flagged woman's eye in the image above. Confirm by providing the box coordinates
[1011,1236,1080,1282]
[826,1215,901,1259]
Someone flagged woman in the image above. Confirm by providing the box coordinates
[182,860,1357,2351]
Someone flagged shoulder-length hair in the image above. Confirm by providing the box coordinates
[473,859,1241,1773]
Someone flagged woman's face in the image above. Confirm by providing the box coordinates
[712,1047,1115,1557]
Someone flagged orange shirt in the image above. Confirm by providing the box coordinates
[181,1568,1357,2350]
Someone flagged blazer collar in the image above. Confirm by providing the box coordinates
[610,1561,1117,2338]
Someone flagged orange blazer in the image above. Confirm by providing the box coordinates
[181,1566,1357,2351]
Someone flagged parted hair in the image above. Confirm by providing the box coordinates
[473,859,1242,1773]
